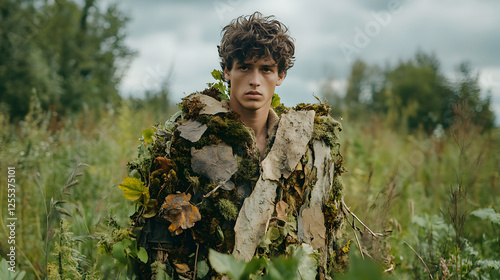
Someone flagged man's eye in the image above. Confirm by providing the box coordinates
[239,66,248,70]
[263,68,272,72]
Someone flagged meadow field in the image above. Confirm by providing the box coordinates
[1,96,498,279]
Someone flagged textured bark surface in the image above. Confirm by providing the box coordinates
[261,109,315,181]
[310,140,335,206]
[233,177,278,261]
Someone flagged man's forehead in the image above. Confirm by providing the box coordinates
[236,57,277,66]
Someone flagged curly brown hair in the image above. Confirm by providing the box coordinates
[218,12,295,77]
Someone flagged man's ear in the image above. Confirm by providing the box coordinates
[224,67,231,82]
[276,72,285,86]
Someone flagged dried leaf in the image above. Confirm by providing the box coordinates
[174,263,190,274]
[276,201,288,222]
[233,178,278,261]
[177,120,207,142]
[191,143,238,183]
[301,204,326,250]
[161,193,201,235]
[261,110,315,180]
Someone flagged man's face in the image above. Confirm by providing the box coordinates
[224,57,285,115]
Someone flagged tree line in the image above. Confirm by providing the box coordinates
[323,51,496,133]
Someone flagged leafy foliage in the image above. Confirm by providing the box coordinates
[0,258,26,280]
[207,69,230,100]
[0,0,135,122]
[208,245,318,280]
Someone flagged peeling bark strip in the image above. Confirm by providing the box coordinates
[261,109,316,181]
[310,140,335,207]
[177,120,207,142]
[233,178,279,261]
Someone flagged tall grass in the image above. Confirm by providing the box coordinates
[340,108,500,279]
[0,97,498,279]
[0,96,176,278]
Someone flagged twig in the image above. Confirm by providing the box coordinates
[203,184,221,198]
[404,241,434,280]
[193,243,200,280]
[349,216,365,259]
[342,198,385,238]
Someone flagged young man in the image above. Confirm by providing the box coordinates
[123,12,347,280]
[218,11,295,158]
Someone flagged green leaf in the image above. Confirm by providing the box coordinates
[263,256,299,280]
[209,249,261,280]
[112,240,129,264]
[292,245,317,280]
[337,250,397,280]
[137,247,148,263]
[470,208,500,225]
[0,258,26,280]
[118,177,149,204]
[211,69,222,81]
[196,260,209,279]
[165,110,183,131]
[269,227,280,241]
[271,93,281,108]
[142,128,155,143]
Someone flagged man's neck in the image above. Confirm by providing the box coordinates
[231,105,269,158]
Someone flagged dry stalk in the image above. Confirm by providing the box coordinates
[404,241,434,280]
[193,243,200,280]
[341,198,385,238]
[349,216,365,259]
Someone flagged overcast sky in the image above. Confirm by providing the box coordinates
[107,0,500,124]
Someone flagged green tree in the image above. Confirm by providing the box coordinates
[372,51,454,132]
[452,62,495,130]
[0,0,136,122]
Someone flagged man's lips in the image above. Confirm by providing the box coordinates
[245,91,262,99]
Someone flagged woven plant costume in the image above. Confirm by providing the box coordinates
[122,87,348,279]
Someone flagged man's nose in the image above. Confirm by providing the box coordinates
[249,70,261,87]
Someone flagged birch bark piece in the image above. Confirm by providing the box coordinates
[177,120,207,142]
[233,177,278,261]
[309,140,335,207]
[187,93,230,115]
[191,143,238,183]
[261,109,315,181]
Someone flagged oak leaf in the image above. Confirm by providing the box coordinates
[161,193,201,235]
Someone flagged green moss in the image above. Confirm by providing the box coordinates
[233,155,259,182]
[312,115,342,148]
[294,103,331,116]
[273,103,289,117]
[217,198,238,221]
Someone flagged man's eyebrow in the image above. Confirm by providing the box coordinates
[237,61,278,67]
